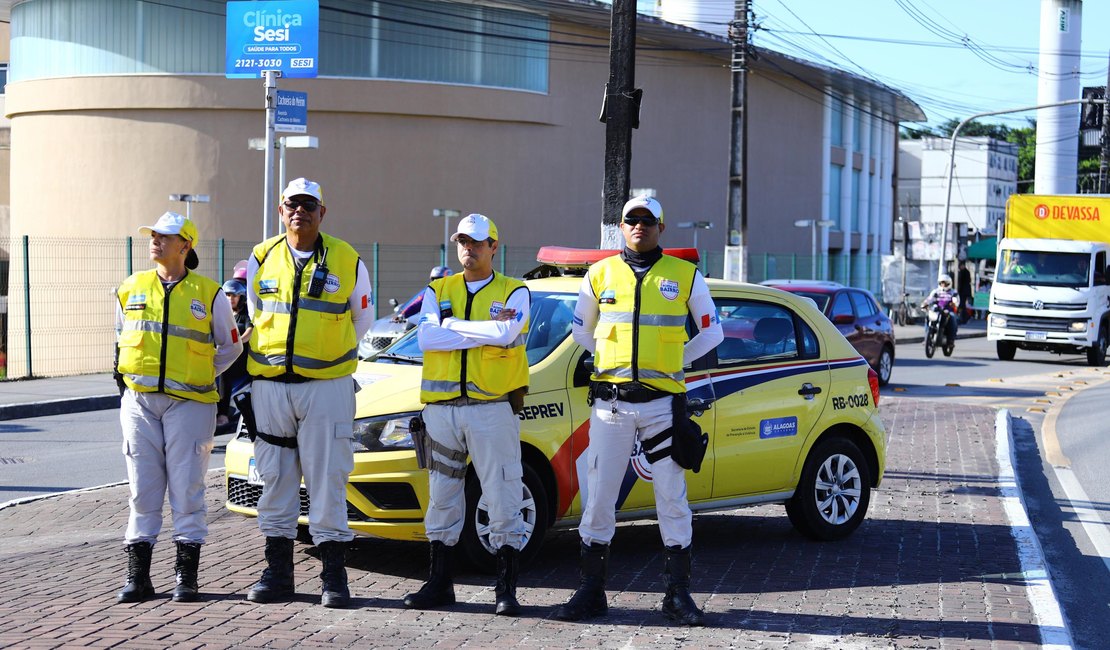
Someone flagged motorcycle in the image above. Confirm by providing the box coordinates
[924,302,956,359]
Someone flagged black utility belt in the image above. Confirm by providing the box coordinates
[589,381,673,404]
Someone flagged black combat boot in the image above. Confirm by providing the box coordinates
[402,541,455,609]
[494,545,521,616]
[318,541,350,609]
[247,537,295,603]
[171,542,202,602]
[117,541,155,604]
[660,545,705,626]
[552,542,609,621]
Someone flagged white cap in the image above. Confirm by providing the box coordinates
[138,211,198,244]
[450,213,499,242]
[280,177,324,205]
[622,195,664,222]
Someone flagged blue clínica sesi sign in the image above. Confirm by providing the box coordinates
[226,0,319,79]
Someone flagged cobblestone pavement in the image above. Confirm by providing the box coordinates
[0,397,1049,649]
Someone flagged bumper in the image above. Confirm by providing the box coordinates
[224,436,430,541]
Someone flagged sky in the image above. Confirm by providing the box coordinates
[645,0,1110,132]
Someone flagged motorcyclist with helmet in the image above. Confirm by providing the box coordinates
[216,263,252,430]
[922,274,959,347]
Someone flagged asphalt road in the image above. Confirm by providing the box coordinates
[0,410,234,505]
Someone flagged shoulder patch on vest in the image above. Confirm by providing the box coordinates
[125,294,147,311]
[599,289,616,305]
[258,279,279,295]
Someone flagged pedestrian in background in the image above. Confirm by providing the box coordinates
[555,195,722,625]
[405,214,531,616]
[244,178,374,609]
[216,263,252,431]
[957,261,973,324]
[114,212,242,603]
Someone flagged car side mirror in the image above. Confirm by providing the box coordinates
[389,298,399,307]
[831,314,854,325]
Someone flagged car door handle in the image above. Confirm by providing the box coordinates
[798,383,822,398]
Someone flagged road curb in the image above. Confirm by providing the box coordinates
[0,394,120,421]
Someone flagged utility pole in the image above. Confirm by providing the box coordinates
[724,0,751,281]
[600,0,640,249]
[1100,52,1110,193]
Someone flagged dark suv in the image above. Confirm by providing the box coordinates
[761,280,896,385]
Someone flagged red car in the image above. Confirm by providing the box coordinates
[761,280,896,385]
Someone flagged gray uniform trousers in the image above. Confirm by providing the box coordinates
[422,400,526,550]
[120,390,217,546]
[578,394,693,548]
[252,376,356,545]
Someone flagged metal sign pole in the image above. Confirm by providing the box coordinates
[263,70,280,240]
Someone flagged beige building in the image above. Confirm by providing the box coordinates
[0,0,923,376]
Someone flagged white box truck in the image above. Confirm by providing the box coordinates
[988,194,1110,365]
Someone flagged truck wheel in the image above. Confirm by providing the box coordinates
[460,462,550,573]
[1087,326,1108,367]
[997,341,1016,361]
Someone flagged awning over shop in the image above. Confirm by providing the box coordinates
[966,236,997,260]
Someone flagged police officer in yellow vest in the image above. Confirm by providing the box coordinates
[115,212,243,604]
[405,214,531,616]
[555,195,722,625]
[244,178,374,609]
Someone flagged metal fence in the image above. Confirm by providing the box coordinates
[1,238,877,379]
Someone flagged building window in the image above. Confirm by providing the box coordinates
[851,169,861,232]
[829,164,842,229]
[11,0,549,92]
[829,96,843,148]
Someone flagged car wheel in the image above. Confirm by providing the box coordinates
[1087,325,1107,367]
[997,340,1016,361]
[876,346,894,386]
[786,436,872,541]
[460,462,549,573]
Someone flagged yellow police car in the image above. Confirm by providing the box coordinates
[225,247,887,569]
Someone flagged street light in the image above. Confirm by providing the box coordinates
[433,208,462,267]
[939,97,1102,284]
[675,221,714,250]
[793,219,836,279]
[249,135,321,235]
[168,194,210,220]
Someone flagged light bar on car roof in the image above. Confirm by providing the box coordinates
[536,246,700,267]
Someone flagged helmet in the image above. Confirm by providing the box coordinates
[222,279,246,296]
[938,274,952,285]
[429,266,453,279]
[232,260,248,281]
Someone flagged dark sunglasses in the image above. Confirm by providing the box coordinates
[283,199,320,212]
[623,215,658,227]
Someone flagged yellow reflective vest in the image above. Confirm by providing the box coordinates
[116,269,221,403]
[247,233,360,380]
[420,273,530,403]
[588,254,694,394]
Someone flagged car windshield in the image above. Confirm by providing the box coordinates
[374,290,578,366]
[997,250,1090,288]
[780,290,830,312]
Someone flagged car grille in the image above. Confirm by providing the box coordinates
[227,477,399,522]
[999,316,1075,332]
[993,298,1086,311]
[371,336,397,350]
[227,477,317,518]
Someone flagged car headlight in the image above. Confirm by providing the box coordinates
[1069,321,1089,333]
[351,412,420,452]
[989,314,1007,328]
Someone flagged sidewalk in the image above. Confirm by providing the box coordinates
[0,398,1053,648]
[0,372,118,421]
